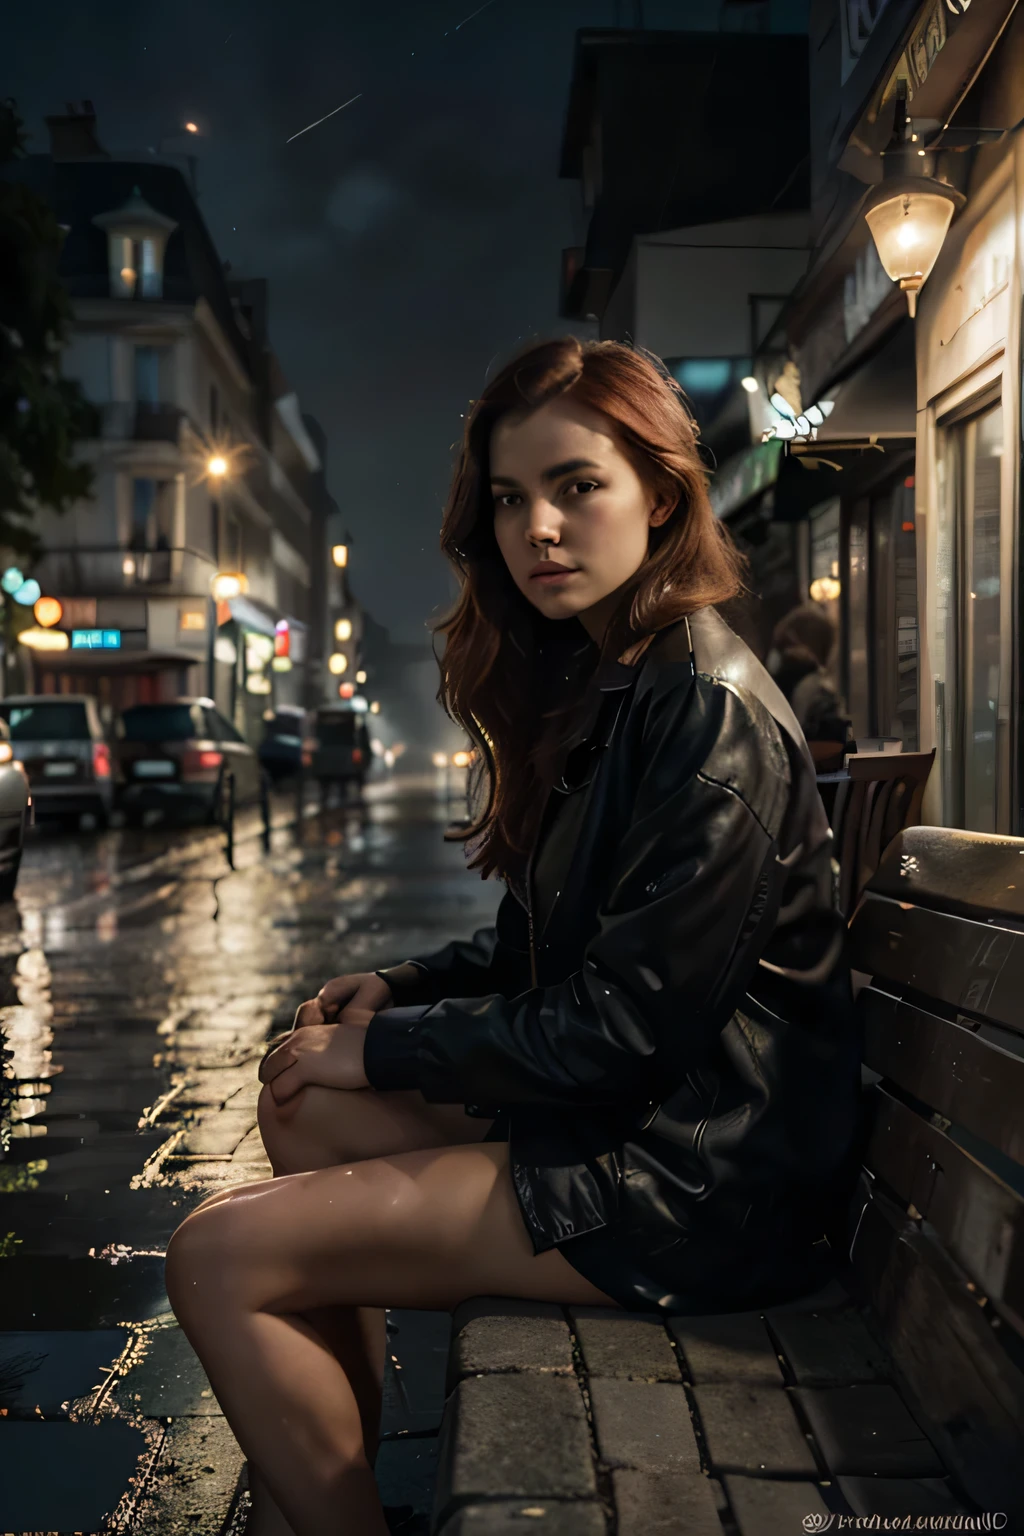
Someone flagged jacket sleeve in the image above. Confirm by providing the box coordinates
[363,673,794,1107]
[376,887,531,1008]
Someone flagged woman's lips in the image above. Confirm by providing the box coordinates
[530,567,578,584]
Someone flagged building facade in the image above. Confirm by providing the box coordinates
[1,105,331,741]
[744,0,1023,834]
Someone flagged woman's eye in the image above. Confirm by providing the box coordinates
[568,480,599,496]
[494,492,520,509]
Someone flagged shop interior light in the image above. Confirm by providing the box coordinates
[272,656,292,672]
[328,652,348,675]
[370,701,380,714]
[339,682,355,698]
[34,596,63,628]
[13,579,41,607]
[432,752,448,767]
[740,376,759,394]
[810,576,842,603]
[19,626,70,651]
[335,617,352,642]
[332,544,348,567]
[452,751,472,768]
[1,567,24,595]
[355,669,367,684]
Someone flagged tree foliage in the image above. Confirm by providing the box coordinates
[0,98,98,556]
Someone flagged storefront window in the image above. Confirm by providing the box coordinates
[842,471,918,748]
[936,400,1003,832]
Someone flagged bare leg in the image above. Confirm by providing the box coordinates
[236,1085,495,1534]
[166,1141,615,1536]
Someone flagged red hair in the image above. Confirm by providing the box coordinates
[430,336,745,885]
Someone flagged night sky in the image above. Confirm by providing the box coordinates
[8,0,806,645]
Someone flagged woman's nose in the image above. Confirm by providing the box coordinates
[526,499,561,545]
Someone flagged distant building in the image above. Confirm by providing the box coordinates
[0,103,328,740]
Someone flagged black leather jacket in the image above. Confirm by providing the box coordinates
[366,609,861,1270]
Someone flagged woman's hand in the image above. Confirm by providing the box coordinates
[258,1019,373,1104]
[292,971,394,1030]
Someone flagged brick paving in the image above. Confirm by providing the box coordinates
[0,783,499,1533]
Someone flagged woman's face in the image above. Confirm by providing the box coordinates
[489,396,673,644]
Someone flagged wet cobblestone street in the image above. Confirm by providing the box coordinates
[0,777,501,1534]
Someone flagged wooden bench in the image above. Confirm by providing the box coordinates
[429,825,1024,1535]
[818,749,935,917]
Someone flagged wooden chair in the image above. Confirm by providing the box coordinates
[821,750,935,918]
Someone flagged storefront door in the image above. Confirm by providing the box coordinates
[841,461,919,749]
[935,398,1006,833]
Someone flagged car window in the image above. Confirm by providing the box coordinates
[211,710,244,744]
[120,705,198,742]
[316,713,357,745]
[0,703,91,741]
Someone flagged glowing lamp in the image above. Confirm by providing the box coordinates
[810,576,842,603]
[452,751,471,768]
[272,656,292,672]
[339,682,355,698]
[210,571,248,601]
[335,618,352,642]
[864,186,959,317]
[19,626,70,651]
[332,544,348,567]
[328,652,348,675]
[432,752,448,767]
[13,579,41,607]
[185,122,199,133]
[370,701,380,714]
[355,669,367,684]
[34,596,63,628]
[740,376,759,394]
[1,567,24,594]
[207,454,228,478]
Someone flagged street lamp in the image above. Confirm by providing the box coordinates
[207,454,228,478]
[210,571,248,602]
[332,544,348,567]
[862,92,964,318]
[328,653,348,675]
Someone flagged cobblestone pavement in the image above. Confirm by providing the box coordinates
[0,777,500,1534]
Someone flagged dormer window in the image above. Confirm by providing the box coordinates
[93,187,177,300]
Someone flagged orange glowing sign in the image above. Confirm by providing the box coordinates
[33,596,63,628]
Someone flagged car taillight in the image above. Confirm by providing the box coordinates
[92,742,112,779]
[351,748,363,764]
[182,748,223,779]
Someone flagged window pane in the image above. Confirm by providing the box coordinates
[964,403,1002,833]
[934,429,960,822]
[121,705,197,742]
[0,704,91,741]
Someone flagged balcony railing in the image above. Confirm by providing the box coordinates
[99,402,185,444]
[32,546,218,599]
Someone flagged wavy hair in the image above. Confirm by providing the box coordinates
[430,336,745,886]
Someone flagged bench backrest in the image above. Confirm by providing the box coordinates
[827,749,935,916]
[847,824,1024,1516]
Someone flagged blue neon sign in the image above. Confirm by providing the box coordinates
[71,629,122,650]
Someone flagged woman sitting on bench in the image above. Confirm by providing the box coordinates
[166,337,862,1536]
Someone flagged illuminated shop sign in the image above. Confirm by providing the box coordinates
[71,629,122,650]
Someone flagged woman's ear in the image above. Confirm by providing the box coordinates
[648,494,676,529]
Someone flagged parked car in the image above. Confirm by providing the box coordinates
[0,718,30,901]
[116,699,266,826]
[258,705,310,784]
[303,706,371,795]
[0,695,116,828]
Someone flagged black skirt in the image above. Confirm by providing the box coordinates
[484,1112,835,1316]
